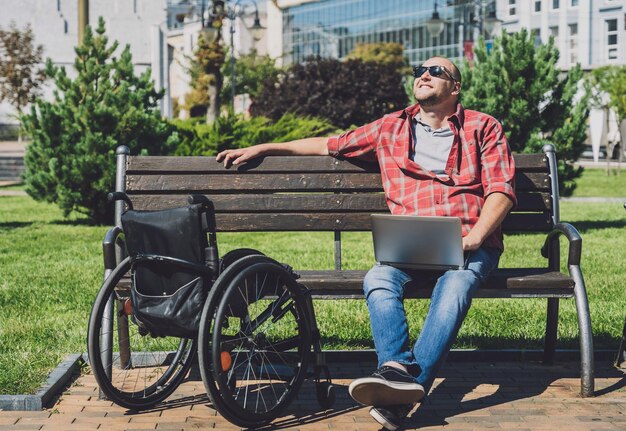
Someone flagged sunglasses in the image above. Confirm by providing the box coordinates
[413,65,458,82]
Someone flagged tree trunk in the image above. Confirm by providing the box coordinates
[206,84,218,124]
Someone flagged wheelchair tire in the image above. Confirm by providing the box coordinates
[198,255,312,428]
[87,257,196,410]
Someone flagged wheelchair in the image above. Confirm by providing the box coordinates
[87,193,335,428]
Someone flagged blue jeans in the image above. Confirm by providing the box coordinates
[363,246,501,394]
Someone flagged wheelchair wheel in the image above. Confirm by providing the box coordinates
[87,257,196,410]
[198,255,312,428]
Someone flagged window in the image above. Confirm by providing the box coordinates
[552,0,559,9]
[534,0,541,12]
[550,26,559,46]
[534,29,541,46]
[570,0,579,6]
[568,23,578,64]
[606,19,618,61]
[508,0,516,16]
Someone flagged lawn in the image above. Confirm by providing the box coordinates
[571,167,626,197]
[0,168,625,394]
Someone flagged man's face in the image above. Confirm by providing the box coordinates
[413,58,460,107]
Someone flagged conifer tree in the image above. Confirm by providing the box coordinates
[461,29,589,195]
[22,18,176,223]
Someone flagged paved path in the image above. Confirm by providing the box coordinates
[1,360,624,430]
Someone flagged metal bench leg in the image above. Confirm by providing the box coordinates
[543,298,559,364]
[614,316,626,368]
[570,264,594,397]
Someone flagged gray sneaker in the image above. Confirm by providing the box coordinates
[369,403,415,431]
[348,365,425,406]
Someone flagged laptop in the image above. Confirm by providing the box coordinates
[371,214,464,270]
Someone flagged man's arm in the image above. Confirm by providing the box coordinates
[462,192,514,251]
[216,137,329,167]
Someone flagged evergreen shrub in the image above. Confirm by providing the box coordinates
[173,113,339,156]
[251,56,408,129]
[461,29,589,196]
[22,18,176,224]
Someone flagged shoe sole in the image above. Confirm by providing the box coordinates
[369,407,399,431]
[348,378,425,406]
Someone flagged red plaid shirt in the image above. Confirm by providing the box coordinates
[327,103,516,251]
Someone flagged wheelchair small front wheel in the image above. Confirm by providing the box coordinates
[87,257,196,410]
[198,255,312,428]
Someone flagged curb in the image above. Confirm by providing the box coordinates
[0,354,84,411]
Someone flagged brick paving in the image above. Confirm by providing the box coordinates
[1,360,625,430]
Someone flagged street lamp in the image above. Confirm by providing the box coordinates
[426,2,446,40]
[483,7,502,37]
[225,0,265,110]
[454,1,502,60]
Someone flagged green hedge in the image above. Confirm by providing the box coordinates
[171,113,341,156]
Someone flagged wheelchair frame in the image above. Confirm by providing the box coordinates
[87,193,335,428]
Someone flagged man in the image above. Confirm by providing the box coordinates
[217,56,516,430]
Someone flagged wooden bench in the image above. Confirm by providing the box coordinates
[106,143,594,397]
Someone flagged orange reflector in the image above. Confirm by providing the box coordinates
[123,298,132,316]
[221,351,232,371]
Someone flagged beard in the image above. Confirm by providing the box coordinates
[415,92,443,106]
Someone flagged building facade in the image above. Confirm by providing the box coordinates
[500,0,625,70]
[268,0,625,70]
[0,0,268,126]
[0,0,173,126]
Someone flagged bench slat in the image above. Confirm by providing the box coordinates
[205,212,551,232]
[127,173,384,192]
[127,190,551,213]
[130,193,388,212]
[298,268,574,299]
[127,156,381,173]
[126,154,548,173]
[126,172,549,193]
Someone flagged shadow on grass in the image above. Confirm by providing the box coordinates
[50,218,97,226]
[0,221,33,230]
[570,219,626,232]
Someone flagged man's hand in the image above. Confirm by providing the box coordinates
[462,192,514,252]
[215,138,330,168]
[462,231,483,251]
[216,146,266,167]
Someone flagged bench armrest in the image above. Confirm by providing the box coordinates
[541,222,582,266]
[102,226,124,271]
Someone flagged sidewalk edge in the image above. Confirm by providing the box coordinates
[0,353,84,411]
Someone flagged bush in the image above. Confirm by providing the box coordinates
[461,29,589,196]
[251,56,408,129]
[173,113,339,156]
[21,18,176,224]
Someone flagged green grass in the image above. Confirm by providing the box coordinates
[0,169,623,394]
[1,193,625,395]
[571,168,626,197]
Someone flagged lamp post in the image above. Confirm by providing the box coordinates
[458,1,502,59]
[426,2,446,41]
[225,0,265,110]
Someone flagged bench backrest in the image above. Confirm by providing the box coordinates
[114,145,560,268]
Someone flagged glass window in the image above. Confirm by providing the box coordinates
[549,26,559,47]
[570,0,578,6]
[533,29,541,46]
[606,19,618,61]
[552,0,559,9]
[568,23,578,64]
[534,0,541,12]
[508,0,516,16]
